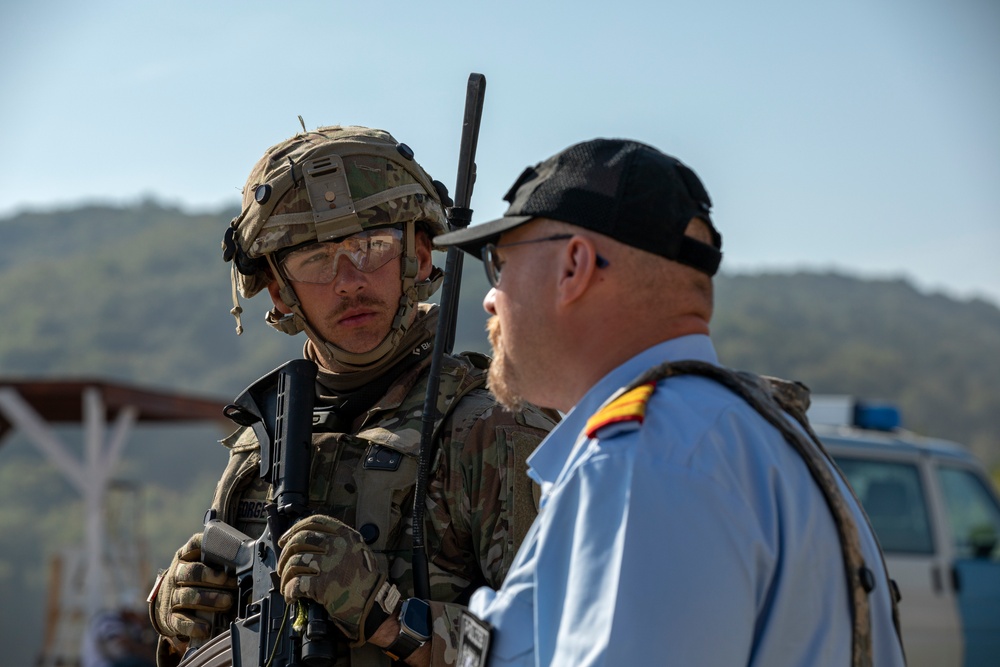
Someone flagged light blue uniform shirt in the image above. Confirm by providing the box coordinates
[469,335,905,666]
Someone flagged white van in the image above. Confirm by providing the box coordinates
[810,398,1000,667]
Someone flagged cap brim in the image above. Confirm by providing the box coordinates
[433,215,534,257]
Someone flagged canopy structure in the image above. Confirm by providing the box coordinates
[0,377,231,666]
[0,378,229,442]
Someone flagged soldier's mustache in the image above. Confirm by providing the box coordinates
[331,294,387,317]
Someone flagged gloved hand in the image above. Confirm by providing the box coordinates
[150,532,237,641]
[277,514,390,644]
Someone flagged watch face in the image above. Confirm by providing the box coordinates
[401,598,431,640]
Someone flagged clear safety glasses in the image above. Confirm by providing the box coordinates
[279,227,404,284]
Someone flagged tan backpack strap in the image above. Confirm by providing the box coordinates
[430,352,489,441]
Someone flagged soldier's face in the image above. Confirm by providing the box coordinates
[293,252,402,355]
[271,230,433,356]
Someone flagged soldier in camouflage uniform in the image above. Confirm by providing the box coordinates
[147,126,557,667]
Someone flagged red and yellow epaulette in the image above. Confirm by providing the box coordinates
[584,382,656,438]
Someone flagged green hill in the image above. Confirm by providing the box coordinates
[1,201,998,664]
[712,271,1000,464]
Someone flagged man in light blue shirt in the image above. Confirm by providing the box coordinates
[434,138,906,666]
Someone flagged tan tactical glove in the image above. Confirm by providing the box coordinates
[277,515,394,645]
[150,532,237,641]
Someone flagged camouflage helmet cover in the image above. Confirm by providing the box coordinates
[228,125,448,299]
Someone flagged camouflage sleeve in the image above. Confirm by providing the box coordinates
[425,389,557,665]
[428,600,464,667]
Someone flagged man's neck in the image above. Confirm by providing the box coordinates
[556,315,711,413]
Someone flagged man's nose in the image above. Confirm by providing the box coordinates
[483,287,497,315]
[333,255,366,293]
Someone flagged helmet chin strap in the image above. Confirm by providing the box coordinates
[264,224,436,374]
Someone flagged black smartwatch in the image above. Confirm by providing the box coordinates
[384,597,431,661]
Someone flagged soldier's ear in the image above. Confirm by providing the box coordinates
[267,280,293,314]
[414,230,433,281]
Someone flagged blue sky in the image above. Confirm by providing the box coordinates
[2,0,998,304]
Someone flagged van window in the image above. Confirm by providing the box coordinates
[833,458,934,554]
[936,466,1000,559]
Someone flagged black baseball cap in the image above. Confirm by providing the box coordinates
[434,138,723,276]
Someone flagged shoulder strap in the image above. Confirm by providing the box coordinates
[619,360,902,667]
[431,352,489,440]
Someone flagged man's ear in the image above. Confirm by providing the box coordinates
[267,280,293,314]
[415,230,433,281]
[556,236,601,306]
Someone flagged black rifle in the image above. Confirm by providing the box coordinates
[195,358,335,667]
[413,73,487,599]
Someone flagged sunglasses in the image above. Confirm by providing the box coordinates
[480,234,609,288]
[279,227,403,284]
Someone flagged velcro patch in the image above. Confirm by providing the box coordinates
[237,499,268,522]
[585,382,656,438]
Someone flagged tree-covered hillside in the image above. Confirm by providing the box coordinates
[0,201,494,396]
[2,199,997,467]
[712,272,1000,464]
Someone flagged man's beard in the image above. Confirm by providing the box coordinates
[486,316,525,412]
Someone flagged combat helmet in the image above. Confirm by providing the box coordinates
[222,124,450,371]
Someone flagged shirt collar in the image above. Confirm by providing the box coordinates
[527,334,719,487]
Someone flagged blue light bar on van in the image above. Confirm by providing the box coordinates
[852,402,901,431]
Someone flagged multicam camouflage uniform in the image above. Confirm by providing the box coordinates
[152,125,557,667]
[205,308,554,666]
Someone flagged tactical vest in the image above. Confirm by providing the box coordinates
[594,360,904,667]
[210,352,490,667]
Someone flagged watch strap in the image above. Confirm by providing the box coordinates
[384,598,430,662]
[384,630,424,662]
